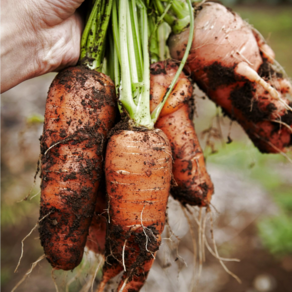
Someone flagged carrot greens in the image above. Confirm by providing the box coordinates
[80,0,113,71]
[150,0,194,123]
[108,0,194,126]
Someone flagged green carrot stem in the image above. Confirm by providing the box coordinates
[151,1,172,37]
[86,0,102,63]
[118,0,137,117]
[113,43,120,96]
[170,0,188,19]
[153,0,176,26]
[154,0,191,34]
[126,0,139,86]
[106,33,114,81]
[148,18,159,63]
[129,0,143,81]
[92,0,113,70]
[112,0,121,64]
[80,0,113,71]
[134,2,153,128]
[151,0,194,123]
[158,23,170,61]
[80,0,99,59]
[110,0,153,128]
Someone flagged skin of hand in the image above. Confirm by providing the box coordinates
[0,0,84,93]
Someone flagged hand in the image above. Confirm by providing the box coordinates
[1,0,84,93]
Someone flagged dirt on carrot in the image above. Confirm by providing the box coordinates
[150,60,214,207]
[97,124,172,291]
[39,66,116,271]
[168,2,292,153]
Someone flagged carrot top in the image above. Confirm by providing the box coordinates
[153,0,190,34]
[80,0,113,71]
[106,0,153,128]
[106,0,194,127]
[149,0,194,122]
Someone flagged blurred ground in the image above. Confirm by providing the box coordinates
[1,4,292,292]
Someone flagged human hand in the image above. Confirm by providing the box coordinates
[1,0,85,93]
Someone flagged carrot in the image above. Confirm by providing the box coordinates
[39,66,116,270]
[86,180,107,255]
[150,60,214,206]
[99,128,172,291]
[97,1,194,290]
[39,0,115,270]
[157,1,292,153]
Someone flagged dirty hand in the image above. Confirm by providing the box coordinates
[1,0,84,93]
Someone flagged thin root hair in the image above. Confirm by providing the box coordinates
[90,255,104,292]
[140,205,156,258]
[11,254,46,292]
[66,256,88,292]
[209,212,242,283]
[14,211,53,273]
[181,205,197,292]
[271,119,292,132]
[122,239,127,271]
[51,268,59,292]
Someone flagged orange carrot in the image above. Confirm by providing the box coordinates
[39,66,116,270]
[150,60,214,206]
[167,2,292,153]
[98,128,172,291]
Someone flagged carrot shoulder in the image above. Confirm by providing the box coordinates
[39,66,116,270]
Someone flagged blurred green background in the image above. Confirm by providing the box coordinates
[1,2,292,292]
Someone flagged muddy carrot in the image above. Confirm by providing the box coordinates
[150,60,214,206]
[162,1,292,153]
[39,0,115,270]
[97,1,193,290]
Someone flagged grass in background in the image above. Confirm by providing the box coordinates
[207,140,292,256]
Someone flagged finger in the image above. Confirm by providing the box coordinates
[47,0,85,18]
[38,12,83,74]
[32,0,85,26]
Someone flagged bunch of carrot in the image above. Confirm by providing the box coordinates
[35,1,292,291]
